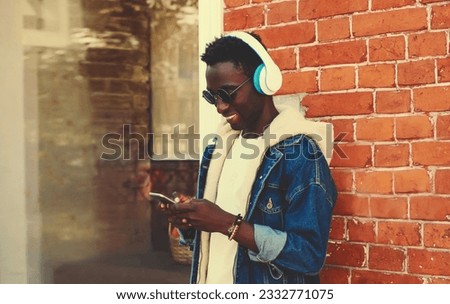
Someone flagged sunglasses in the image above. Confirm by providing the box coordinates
[202,77,252,105]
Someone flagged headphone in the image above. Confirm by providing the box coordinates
[225,31,282,96]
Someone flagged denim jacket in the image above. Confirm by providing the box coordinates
[183,131,337,284]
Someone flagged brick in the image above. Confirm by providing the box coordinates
[302,92,373,118]
[412,142,450,166]
[374,144,409,167]
[105,16,148,35]
[353,8,427,37]
[408,32,447,58]
[355,171,393,194]
[369,36,406,62]
[370,197,408,219]
[82,0,122,11]
[88,79,106,92]
[93,108,134,124]
[86,49,147,65]
[332,169,353,192]
[317,17,350,42]
[424,223,450,249]
[333,194,370,217]
[254,23,315,48]
[369,245,406,271]
[358,64,395,88]
[414,86,450,112]
[108,80,149,95]
[428,277,450,284]
[91,93,133,109]
[378,221,422,246]
[437,115,450,139]
[331,119,354,142]
[331,169,353,192]
[224,0,248,8]
[299,0,368,20]
[409,249,450,276]
[356,117,395,141]
[267,1,297,25]
[351,270,423,284]
[269,48,296,71]
[320,67,355,91]
[80,62,147,80]
[431,4,450,29]
[329,216,346,240]
[437,57,450,83]
[436,169,450,194]
[396,115,433,139]
[300,40,367,67]
[348,219,376,242]
[330,144,372,168]
[320,266,349,284]
[376,90,411,114]
[372,0,416,10]
[394,169,431,193]
[410,196,450,221]
[326,242,366,267]
[133,95,149,110]
[224,6,265,31]
[279,71,318,95]
[105,17,149,37]
[398,60,435,86]
[421,0,446,3]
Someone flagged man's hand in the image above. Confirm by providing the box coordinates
[167,198,235,234]
[164,197,258,252]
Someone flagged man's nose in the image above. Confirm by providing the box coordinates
[215,98,229,114]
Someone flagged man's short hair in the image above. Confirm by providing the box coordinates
[201,33,265,77]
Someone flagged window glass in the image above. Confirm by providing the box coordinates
[150,0,199,160]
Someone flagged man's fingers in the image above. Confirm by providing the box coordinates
[168,215,193,228]
[170,201,194,213]
[159,202,178,211]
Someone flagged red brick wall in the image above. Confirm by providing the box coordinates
[224,0,450,283]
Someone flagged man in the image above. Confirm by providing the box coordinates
[165,31,337,284]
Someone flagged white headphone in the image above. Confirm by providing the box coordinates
[225,31,282,96]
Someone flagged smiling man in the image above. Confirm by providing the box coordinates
[167,31,337,284]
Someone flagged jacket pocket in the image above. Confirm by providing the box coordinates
[256,185,284,229]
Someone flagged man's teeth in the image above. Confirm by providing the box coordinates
[226,114,236,121]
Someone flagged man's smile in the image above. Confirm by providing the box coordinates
[225,113,237,122]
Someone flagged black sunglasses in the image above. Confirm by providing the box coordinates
[202,77,252,105]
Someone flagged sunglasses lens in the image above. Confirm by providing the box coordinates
[217,89,231,103]
[202,90,216,105]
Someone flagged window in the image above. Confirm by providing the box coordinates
[150,0,199,160]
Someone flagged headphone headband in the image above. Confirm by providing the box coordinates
[225,31,282,95]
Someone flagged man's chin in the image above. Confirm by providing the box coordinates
[228,123,243,131]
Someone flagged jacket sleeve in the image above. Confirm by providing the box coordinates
[248,139,337,275]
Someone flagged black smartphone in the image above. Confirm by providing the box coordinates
[149,192,177,206]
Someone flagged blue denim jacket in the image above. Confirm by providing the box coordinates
[184,133,337,284]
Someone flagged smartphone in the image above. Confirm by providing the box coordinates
[149,192,177,206]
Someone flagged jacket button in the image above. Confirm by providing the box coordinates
[259,175,263,179]
[267,198,273,209]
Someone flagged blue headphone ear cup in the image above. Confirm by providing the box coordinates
[225,31,282,95]
[253,64,265,95]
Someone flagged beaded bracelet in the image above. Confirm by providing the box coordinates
[227,214,243,241]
